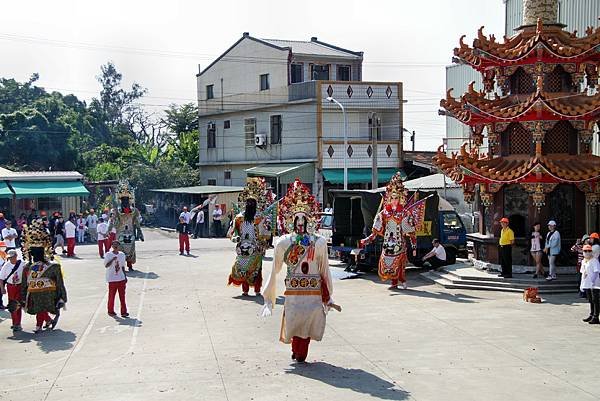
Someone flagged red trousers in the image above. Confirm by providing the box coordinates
[242,274,262,294]
[179,233,190,253]
[104,238,111,252]
[66,237,76,256]
[108,280,127,315]
[6,283,22,326]
[36,311,51,327]
[108,233,116,249]
[98,240,107,258]
[292,336,311,360]
[391,266,406,286]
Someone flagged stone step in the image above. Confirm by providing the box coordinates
[435,271,577,291]
[420,270,579,294]
[442,267,579,285]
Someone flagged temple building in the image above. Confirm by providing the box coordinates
[435,0,600,268]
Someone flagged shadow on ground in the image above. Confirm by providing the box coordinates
[286,362,410,400]
[231,294,285,306]
[127,270,160,279]
[13,329,77,353]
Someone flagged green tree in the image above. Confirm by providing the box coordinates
[165,103,198,135]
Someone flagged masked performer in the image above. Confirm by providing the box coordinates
[109,180,144,271]
[228,178,273,296]
[261,179,338,363]
[361,172,419,290]
[21,219,67,333]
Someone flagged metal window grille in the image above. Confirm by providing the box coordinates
[510,68,535,94]
[543,121,572,154]
[509,123,532,154]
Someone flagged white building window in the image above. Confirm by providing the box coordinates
[291,63,303,83]
[244,118,256,147]
[260,74,270,91]
[207,122,216,148]
[206,84,214,100]
[224,120,230,129]
[224,170,232,181]
[311,64,329,80]
[207,179,217,186]
[270,115,282,145]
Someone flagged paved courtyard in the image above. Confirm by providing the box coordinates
[0,229,598,401]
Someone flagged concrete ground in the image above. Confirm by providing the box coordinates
[0,229,598,401]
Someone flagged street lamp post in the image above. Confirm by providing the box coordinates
[326,96,348,190]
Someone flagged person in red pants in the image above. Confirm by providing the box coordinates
[0,250,25,332]
[104,240,128,318]
[96,217,109,258]
[176,216,191,256]
[64,217,76,257]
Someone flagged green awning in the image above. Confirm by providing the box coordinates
[246,163,314,184]
[0,181,13,198]
[10,181,89,198]
[323,168,405,184]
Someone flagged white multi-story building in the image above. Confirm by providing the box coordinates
[445,0,600,156]
[196,33,405,202]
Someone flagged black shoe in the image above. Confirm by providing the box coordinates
[296,355,306,363]
[504,275,513,279]
[532,274,538,279]
[121,312,130,318]
[589,318,600,325]
[291,353,296,360]
[583,316,593,322]
[497,274,504,277]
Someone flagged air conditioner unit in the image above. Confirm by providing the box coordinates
[255,133,267,147]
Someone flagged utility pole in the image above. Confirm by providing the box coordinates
[370,112,380,190]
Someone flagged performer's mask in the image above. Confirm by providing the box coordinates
[120,197,130,209]
[294,214,307,234]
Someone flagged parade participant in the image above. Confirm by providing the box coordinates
[64,217,76,257]
[109,180,144,271]
[580,244,600,324]
[52,216,66,255]
[96,217,109,258]
[180,206,191,224]
[0,250,25,332]
[0,241,6,310]
[21,219,67,333]
[86,209,98,243]
[107,213,117,250]
[176,216,191,255]
[261,179,338,363]
[227,178,272,296]
[104,240,128,318]
[360,172,420,290]
[76,213,86,243]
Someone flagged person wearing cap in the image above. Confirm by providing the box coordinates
[86,208,98,243]
[580,244,600,324]
[544,220,561,281]
[498,217,514,278]
[104,240,128,318]
[0,250,25,331]
[1,220,18,251]
[64,217,77,257]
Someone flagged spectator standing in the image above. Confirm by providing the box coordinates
[104,241,129,318]
[580,244,600,325]
[212,205,223,238]
[0,250,25,332]
[530,222,545,278]
[0,241,6,309]
[15,213,26,247]
[324,203,333,214]
[52,216,66,255]
[544,220,561,281]
[176,216,191,255]
[0,213,6,232]
[86,209,98,243]
[180,206,191,224]
[194,208,205,239]
[422,238,447,268]
[498,217,515,278]
[64,217,77,257]
[1,221,18,251]
[76,214,86,243]
[96,217,109,258]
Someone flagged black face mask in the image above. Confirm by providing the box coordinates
[244,199,257,223]
[121,197,130,209]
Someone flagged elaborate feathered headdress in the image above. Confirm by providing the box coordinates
[278,179,320,233]
[384,172,408,205]
[22,219,53,261]
[116,180,135,203]
[238,177,268,211]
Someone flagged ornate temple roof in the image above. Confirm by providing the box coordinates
[440,81,600,126]
[434,144,600,184]
[455,20,600,70]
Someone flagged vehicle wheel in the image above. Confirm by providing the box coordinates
[446,248,456,265]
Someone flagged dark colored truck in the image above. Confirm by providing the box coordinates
[329,189,467,269]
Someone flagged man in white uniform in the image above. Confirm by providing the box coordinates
[422,238,447,268]
[1,220,18,250]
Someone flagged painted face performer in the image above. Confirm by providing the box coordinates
[261,179,340,363]
[108,180,144,271]
[20,219,67,333]
[361,172,418,290]
[228,178,273,296]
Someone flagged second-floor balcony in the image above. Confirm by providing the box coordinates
[288,81,317,101]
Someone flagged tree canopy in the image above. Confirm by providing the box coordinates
[0,63,200,204]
